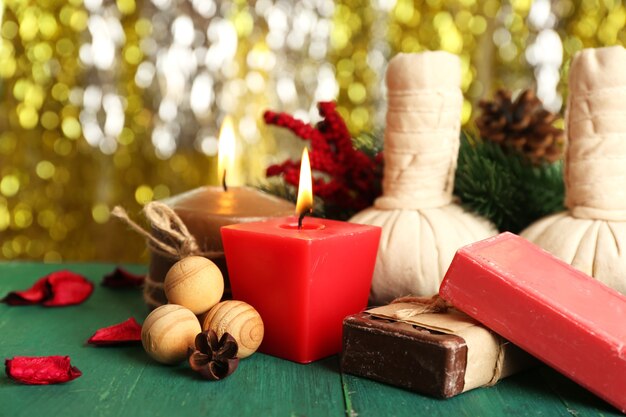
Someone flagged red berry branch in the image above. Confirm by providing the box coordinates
[264,102,383,219]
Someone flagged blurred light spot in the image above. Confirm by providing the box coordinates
[62,117,82,139]
[36,161,56,180]
[33,43,53,62]
[54,139,73,156]
[152,125,177,159]
[41,112,60,130]
[135,185,154,204]
[205,19,238,71]
[200,136,218,156]
[70,10,89,32]
[38,209,56,228]
[51,83,69,101]
[83,85,102,110]
[135,61,156,88]
[118,128,135,145]
[84,0,103,12]
[190,72,213,117]
[103,94,125,136]
[158,99,178,122]
[245,71,265,93]
[277,77,297,104]
[56,38,75,56]
[18,106,39,129]
[172,16,195,46]
[92,203,110,224]
[350,107,369,129]
[124,45,143,65]
[493,28,511,46]
[1,21,18,40]
[116,0,136,15]
[348,83,366,104]
[14,205,33,228]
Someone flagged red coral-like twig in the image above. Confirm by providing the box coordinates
[264,102,382,217]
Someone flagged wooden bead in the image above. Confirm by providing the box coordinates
[141,304,201,364]
[164,256,224,315]
[201,300,264,359]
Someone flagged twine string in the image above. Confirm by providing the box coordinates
[111,202,222,259]
[389,294,504,386]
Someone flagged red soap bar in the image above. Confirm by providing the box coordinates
[439,232,626,413]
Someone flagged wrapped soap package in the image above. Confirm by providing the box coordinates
[341,302,533,398]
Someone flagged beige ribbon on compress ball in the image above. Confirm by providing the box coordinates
[565,46,626,221]
[388,294,505,387]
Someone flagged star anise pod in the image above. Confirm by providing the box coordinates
[187,330,239,380]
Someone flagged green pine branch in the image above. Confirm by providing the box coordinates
[454,133,565,233]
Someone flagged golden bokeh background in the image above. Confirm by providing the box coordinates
[1,0,624,263]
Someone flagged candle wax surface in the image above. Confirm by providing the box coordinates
[162,186,295,251]
[439,232,626,413]
[221,216,381,364]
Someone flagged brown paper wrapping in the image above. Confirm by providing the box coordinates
[367,303,531,392]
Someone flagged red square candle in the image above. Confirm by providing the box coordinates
[221,216,380,363]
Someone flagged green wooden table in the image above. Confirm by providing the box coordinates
[0,262,621,417]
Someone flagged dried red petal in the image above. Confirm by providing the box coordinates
[87,317,142,345]
[5,356,82,385]
[101,267,145,288]
[2,270,93,307]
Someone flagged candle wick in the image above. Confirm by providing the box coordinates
[297,207,312,230]
[222,170,228,192]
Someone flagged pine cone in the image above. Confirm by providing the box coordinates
[476,89,564,164]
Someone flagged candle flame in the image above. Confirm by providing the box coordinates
[217,116,236,187]
[296,148,313,216]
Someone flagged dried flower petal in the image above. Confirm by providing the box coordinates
[188,330,239,381]
[2,271,94,307]
[5,356,82,385]
[101,267,145,288]
[87,318,142,345]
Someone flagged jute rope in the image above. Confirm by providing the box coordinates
[390,295,505,386]
[112,202,222,259]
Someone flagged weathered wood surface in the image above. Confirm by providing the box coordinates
[0,262,620,417]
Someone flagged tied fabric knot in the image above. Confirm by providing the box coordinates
[389,294,505,387]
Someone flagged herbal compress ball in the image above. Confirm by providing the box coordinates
[141,304,201,364]
[201,300,264,359]
[164,256,224,315]
[522,46,626,295]
[350,52,497,304]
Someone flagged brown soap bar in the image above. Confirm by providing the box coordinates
[341,312,467,398]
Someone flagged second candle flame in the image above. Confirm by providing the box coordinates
[217,116,236,190]
[296,148,313,218]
